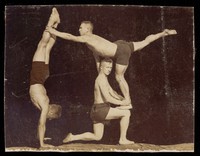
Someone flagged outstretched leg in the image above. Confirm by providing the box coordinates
[133,29,177,52]
[63,123,104,143]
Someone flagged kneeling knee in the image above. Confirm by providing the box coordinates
[95,135,103,141]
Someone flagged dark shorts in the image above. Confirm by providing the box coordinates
[90,103,111,125]
[30,61,49,85]
[114,40,134,65]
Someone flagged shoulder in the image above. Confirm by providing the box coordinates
[95,76,101,83]
[95,76,103,83]
[77,35,92,43]
[97,76,108,85]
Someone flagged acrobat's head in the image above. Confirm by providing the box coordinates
[100,58,113,76]
[47,104,62,120]
[79,21,94,35]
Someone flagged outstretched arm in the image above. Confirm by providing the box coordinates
[45,27,86,43]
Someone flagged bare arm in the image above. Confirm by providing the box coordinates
[45,27,86,43]
[38,109,48,147]
[98,81,128,105]
[38,108,54,148]
[109,87,124,100]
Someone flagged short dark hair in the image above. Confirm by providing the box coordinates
[100,58,113,67]
[81,21,94,32]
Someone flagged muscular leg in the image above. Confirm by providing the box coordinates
[32,31,51,62]
[115,64,131,103]
[133,29,177,52]
[45,35,56,64]
[32,8,60,62]
[63,123,104,143]
[44,9,60,64]
[105,108,134,144]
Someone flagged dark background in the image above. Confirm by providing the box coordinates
[4,5,194,148]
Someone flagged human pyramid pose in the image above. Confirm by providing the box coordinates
[46,10,177,110]
[31,7,177,146]
[29,8,61,148]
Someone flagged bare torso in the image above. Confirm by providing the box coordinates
[94,75,110,104]
[85,34,117,57]
[29,84,48,109]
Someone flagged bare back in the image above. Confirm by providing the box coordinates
[85,34,117,57]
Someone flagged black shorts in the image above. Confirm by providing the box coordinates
[30,61,49,85]
[114,40,134,65]
[90,103,110,125]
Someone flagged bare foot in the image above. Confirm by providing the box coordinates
[40,143,54,148]
[63,133,73,143]
[119,139,135,145]
[53,8,60,23]
[163,29,177,36]
[49,7,60,24]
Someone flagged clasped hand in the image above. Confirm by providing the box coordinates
[45,26,55,34]
[122,98,131,106]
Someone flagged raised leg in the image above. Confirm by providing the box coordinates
[133,29,177,52]
[44,35,56,64]
[32,8,60,62]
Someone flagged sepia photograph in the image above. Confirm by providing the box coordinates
[4,5,194,152]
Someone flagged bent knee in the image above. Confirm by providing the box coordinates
[125,110,131,117]
[94,135,103,141]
